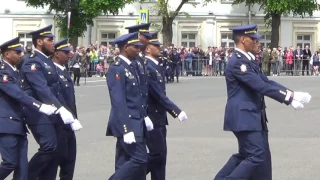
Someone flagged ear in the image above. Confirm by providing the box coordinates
[37,39,43,46]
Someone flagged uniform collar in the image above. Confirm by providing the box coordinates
[3,60,17,71]
[145,56,158,65]
[34,49,49,58]
[235,48,252,60]
[119,55,131,65]
[53,62,66,71]
[248,52,255,60]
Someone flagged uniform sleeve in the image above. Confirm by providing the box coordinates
[147,69,181,118]
[231,59,293,105]
[107,67,131,135]
[0,72,42,112]
[22,61,62,109]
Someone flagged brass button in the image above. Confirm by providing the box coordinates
[48,72,51,74]
[10,117,12,119]
[129,115,131,118]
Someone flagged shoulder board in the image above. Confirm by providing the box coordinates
[113,60,121,66]
[29,53,35,58]
[0,63,6,70]
[235,52,242,58]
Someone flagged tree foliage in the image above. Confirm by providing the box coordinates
[233,0,320,25]
[25,0,135,39]
[138,0,215,46]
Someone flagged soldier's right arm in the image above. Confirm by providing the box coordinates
[107,65,132,135]
[22,60,62,109]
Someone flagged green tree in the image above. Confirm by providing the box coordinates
[25,0,134,46]
[138,0,215,47]
[233,0,320,48]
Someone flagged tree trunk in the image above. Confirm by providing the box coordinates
[270,13,281,49]
[70,36,78,50]
[69,9,78,49]
[161,17,174,47]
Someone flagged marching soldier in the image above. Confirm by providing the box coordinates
[106,32,153,180]
[125,23,152,121]
[52,38,83,180]
[145,32,188,180]
[214,24,312,180]
[0,37,57,180]
[169,48,181,82]
[19,25,75,180]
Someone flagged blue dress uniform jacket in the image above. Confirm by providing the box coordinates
[146,58,181,126]
[0,62,43,136]
[132,55,148,117]
[20,50,62,125]
[106,57,145,137]
[223,50,293,132]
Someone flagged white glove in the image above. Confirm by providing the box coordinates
[293,92,312,104]
[291,100,304,110]
[56,107,75,124]
[178,111,188,121]
[123,132,136,144]
[71,119,82,131]
[144,116,154,131]
[39,104,57,116]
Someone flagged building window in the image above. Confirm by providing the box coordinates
[260,33,271,48]
[220,33,234,48]
[181,33,196,48]
[18,32,33,48]
[296,35,311,49]
[100,32,116,46]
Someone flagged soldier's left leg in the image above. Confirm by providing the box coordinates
[0,134,21,179]
[12,135,28,180]
[59,131,77,180]
[146,126,167,180]
[251,131,271,180]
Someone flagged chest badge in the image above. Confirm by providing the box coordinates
[31,64,36,71]
[2,75,8,83]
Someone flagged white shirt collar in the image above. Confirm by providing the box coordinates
[3,60,17,71]
[248,52,255,60]
[235,48,252,60]
[34,49,49,58]
[53,62,66,71]
[119,55,131,65]
[145,56,158,65]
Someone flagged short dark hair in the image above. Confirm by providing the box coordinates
[32,36,45,47]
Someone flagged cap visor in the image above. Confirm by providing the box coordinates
[133,42,144,46]
[141,32,152,38]
[43,34,55,38]
[59,47,71,51]
[13,47,23,51]
[248,34,262,40]
[150,41,162,45]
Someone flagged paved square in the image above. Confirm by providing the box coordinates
[24,76,320,179]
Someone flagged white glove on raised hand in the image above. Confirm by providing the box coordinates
[293,92,312,104]
[291,100,304,110]
[144,116,154,131]
[123,132,136,144]
[56,107,75,124]
[39,104,57,116]
[71,119,82,131]
[178,111,188,122]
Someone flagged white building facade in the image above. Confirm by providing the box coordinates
[1,0,320,50]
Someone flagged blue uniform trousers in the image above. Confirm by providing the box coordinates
[36,124,76,180]
[146,126,167,180]
[27,124,58,180]
[108,137,148,180]
[214,131,271,180]
[0,134,28,180]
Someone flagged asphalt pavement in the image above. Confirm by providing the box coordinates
[22,76,320,180]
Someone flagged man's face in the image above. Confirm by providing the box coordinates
[38,37,54,55]
[4,50,22,65]
[146,43,161,58]
[241,35,258,53]
[55,50,70,64]
[139,34,149,50]
[125,44,140,60]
